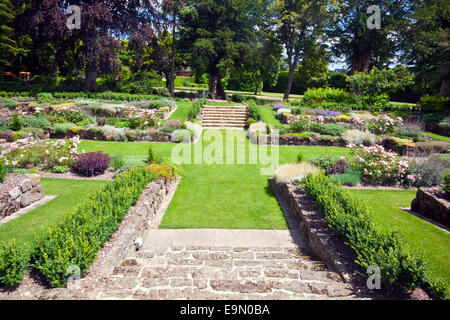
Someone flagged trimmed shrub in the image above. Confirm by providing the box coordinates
[248,100,261,121]
[0,240,29,287]
[418,95,450,113]
[11,113,22,131]
[246,118,256,126]
[313,123,346,137]
[303,88,356,105]
[52,122,76,134]
[442,173,450,196]
[188,99,204,120]
[336,115,352,123]
[0,158,6,182]
[302,173,429,294]
[71,151,111,177]
[33,166,156,287]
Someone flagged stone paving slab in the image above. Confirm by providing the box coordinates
[82,244,357,300]
[143,229,307,251]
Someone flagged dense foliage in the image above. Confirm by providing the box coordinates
[302,173,446,297]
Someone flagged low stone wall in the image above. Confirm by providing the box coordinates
[411,188,450,227]
[249,132,346,147]
[0,173,44,221]
[91,177,173,276]
[273,181,358,283]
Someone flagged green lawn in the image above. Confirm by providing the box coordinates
[424,131,450,143]
[0,178,107,246]
[347,189,450,295]
[259,105,282,127]
[0,134,351,242]
[168,101,192,122]
[80,130,349,229]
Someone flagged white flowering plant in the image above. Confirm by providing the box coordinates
[1,136,80,172]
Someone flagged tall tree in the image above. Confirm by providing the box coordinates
[328,0,413,74]
[269,0,329,100]
[401,0,450,96]
[179,0,257,99]
[0,0,19,70]
[163,0,184,97]
[34,1,159,91]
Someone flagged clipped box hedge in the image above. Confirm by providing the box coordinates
[302,173,447,298]
[0,165,157,288]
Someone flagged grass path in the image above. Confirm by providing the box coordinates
[423,131,450,143]
[348,189,450,294]
[0,178,108,246]
[168,101,191,122]
[259,105,282,127]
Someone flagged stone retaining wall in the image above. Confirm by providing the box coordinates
[0,173,44,221]
[411,188,450,227]
[274,181,358,283]
[248,132,346,147]
[91,177,173,277]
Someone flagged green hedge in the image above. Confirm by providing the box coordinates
[0,165,156,288]
[32,165,156,287]
[302,173,446,298]
[187,99,205,120]
[174,77,196,87]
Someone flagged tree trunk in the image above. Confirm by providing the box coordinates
[254,74,262,95]
[209,73,226,100]
[209,73,218,98]
[440,77,449,96]
[169,9,176,97]
[84,32,98,91]
[284,63,295,100]
[217,75,225,99]
[351,52,372,74]
[85,63,97,92]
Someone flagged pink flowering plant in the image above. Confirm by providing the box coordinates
[349,144,420,186]
[368,115,403,134]
[124,106,157,128]
[2,136,80,172]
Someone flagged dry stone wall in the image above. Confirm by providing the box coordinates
[0,173,44,221]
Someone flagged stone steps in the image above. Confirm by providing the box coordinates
[201,105,249,129]
[90,244,355,300]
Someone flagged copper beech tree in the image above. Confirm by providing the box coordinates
[33,0,163,91]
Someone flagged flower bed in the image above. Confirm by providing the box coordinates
[0,164,177,288]
[1,137,80,171]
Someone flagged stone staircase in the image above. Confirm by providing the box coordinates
[201,105,249,129]
[82,229,357,300]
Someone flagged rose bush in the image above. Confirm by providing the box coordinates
[349,144,420,186]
